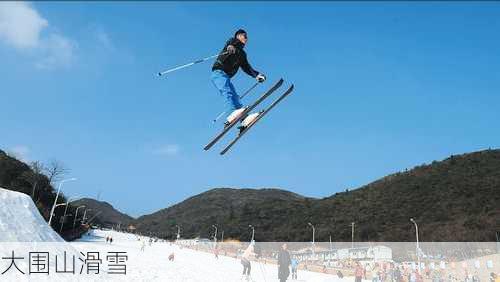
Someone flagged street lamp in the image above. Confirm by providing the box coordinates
[212,225,218,243]
[86,211,102,226]
[73,205,86,229]
[307,222,315,245]
[351,222,355,249]
[410,218,421,268]
[308,222,316,256]
[49,203,68,231]
[60,196,82,233]
[48,178,77,226]
[82,208,92,224]
[249,225,255,242]
[177,225,181,239]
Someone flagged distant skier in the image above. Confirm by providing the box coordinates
[211,29,266,130]
[278,243,291,282]
[241,242,256,280]
[291,256,298,279]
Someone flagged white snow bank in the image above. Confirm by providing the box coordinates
[0,187,63,242]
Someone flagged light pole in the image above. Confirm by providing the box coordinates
[48,178,76,226]
[221,230,224,242]
[82,208,92,224]
[308,222,316,255]
[410,218,420,268]
[73,205,86,229]
[351,222,355,249]
[249,225,255,242]
[60,196,82,233]
[86,211,102,226]
[307,222,315,245]
[212,225,218,243]
[52,203,67,224]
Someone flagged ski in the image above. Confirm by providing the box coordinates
[220,84,294,155]
[204,78,284,151]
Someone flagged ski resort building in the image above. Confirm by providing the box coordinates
[292,245,393,262]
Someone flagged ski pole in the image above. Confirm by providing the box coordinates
[158,51,228,77]
[212,82,260,123]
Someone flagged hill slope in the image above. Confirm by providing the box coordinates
[73,198,134,228]
[134,149,500,241]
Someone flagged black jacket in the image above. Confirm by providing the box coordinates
[277,249,291,280]
[212,37,259,78]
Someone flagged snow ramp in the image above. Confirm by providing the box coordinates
[0,187,64,242]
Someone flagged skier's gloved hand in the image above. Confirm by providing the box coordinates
[256,73,266,83]
[226,45,236,54]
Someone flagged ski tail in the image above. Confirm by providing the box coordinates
[204,78,284,151]
[220,84,294,155]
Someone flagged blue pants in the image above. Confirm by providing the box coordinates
[211,70,243,111]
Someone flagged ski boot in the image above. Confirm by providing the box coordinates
[238,110,263,134]
[225,108,247,128]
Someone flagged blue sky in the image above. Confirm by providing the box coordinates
[1,2,499,217]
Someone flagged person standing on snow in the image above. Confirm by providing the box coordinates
[278,243,291,282]
[211,29,266,130]
[291,256,299,280]
[354,262,364,282]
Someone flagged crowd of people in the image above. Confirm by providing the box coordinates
[233,246,499,282]
[350,260,499,282]
[171,238,499,282]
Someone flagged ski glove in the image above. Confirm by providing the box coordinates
[256,73,266,83]
[226,45,236,54]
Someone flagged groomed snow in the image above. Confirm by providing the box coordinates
[73,229,357,282]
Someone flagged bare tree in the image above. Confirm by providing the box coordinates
[30,161,45,174]
[20,171,38,199]
[44,160,70,184]
[20,161,46,199]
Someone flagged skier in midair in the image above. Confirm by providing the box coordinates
[211,29,266,130]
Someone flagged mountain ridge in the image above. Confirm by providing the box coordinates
[133,149,500,242]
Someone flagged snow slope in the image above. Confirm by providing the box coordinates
[0,188,105,281]
[73,229,356,282]
[0,187,63,242]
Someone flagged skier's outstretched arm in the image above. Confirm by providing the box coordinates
[240,52,260,78]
